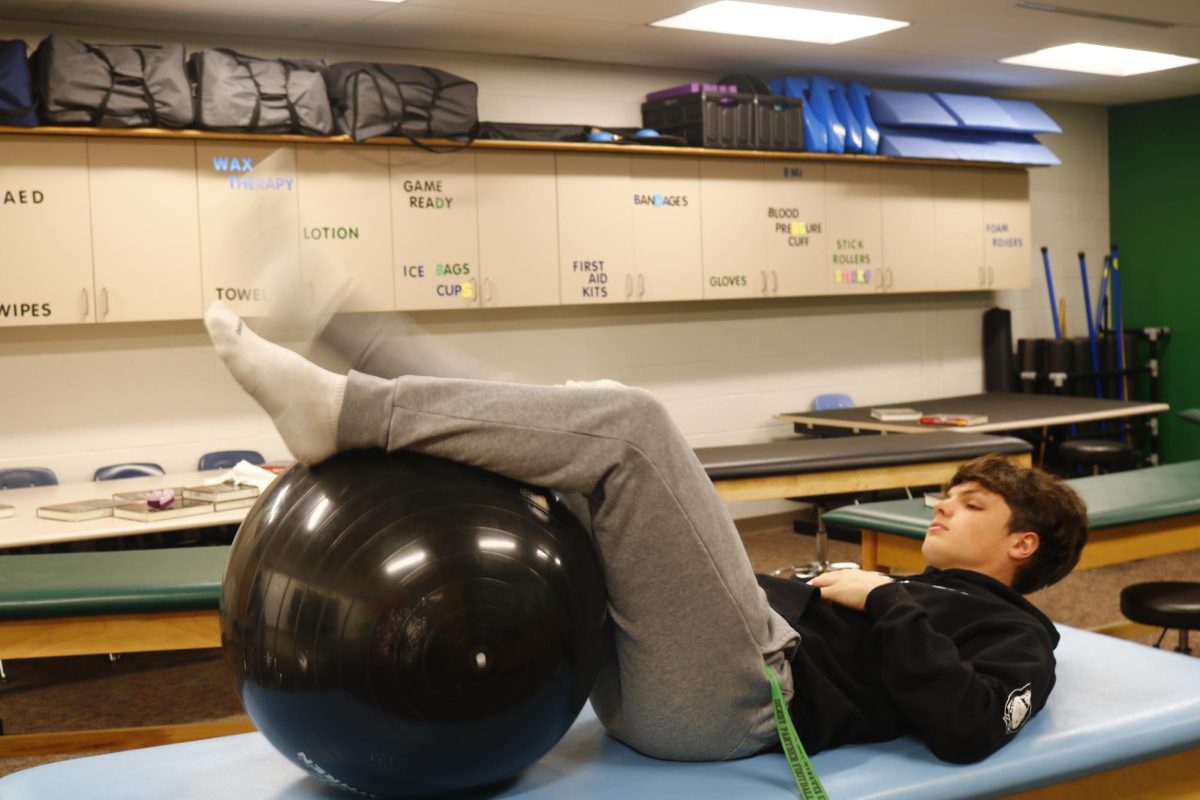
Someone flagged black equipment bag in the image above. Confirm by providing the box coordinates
[31,33,192,128]
[0,39,36,127]
[189,48,333,135]
[476,121,591,142]
[325,62,478,144]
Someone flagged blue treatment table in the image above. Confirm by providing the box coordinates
[696,431,1031,503]
[1,626,1197,799]
[823,459,1200,574]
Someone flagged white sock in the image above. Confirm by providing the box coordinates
[205,301,346,465]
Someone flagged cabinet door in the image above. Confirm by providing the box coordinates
[983,170,1032,290]
[88,138,202,322]
[0,136,93,326]
[700,159,766,299]
[476,151,560,308]
[631,156,703,302]
[766,161,828,297]
[196,142,300,316]
[557,153,633,305]
[933,168,986,291]
[824,163,883,294]
[296,145,394,313]
[880,165,935,293]
[391,149,480,310]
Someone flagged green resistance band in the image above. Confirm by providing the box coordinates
[763,661,830,800]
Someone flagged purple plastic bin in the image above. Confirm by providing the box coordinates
[646,82,737,102]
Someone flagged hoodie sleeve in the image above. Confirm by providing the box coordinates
[864,582,1055,763]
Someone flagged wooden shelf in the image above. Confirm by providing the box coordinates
[0,124,1040,170]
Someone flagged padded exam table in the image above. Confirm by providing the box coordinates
[824,459,1200,575]
[0,546,250,756]
[696,431,1031,502]
[1,625,1197,799]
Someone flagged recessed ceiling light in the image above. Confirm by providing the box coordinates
[1000,43,1198,77]
[650,1,909,45]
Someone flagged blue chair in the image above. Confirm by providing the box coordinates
[812,392,854,411]
[0,467,58,489]
[93,463,165,482]
[198,450,264,471]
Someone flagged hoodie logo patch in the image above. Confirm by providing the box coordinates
[1003,684,1032,734]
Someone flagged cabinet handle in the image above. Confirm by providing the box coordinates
[988,267,995,287]
[637,273,645,298]
[761,270,768,294]
[887,268,894,289]
[81,287,89,319]
[625,274,634,298]
[979,266,986,287]
[100,287,109,318]
[771,270,778,293]
[484,277,493,304]
[468,278,477,303]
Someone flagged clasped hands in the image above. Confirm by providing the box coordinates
[809,568,894,611]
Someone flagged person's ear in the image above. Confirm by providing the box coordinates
[1009,531,1039,562]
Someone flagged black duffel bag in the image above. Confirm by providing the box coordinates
[189,48,333,135]
[325,62,478,144]
[31,33,192,127]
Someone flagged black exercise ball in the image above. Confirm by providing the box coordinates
[221,448,610,798]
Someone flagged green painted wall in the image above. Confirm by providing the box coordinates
[1109,97,1200,462]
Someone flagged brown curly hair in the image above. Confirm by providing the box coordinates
[944,455,1089,593]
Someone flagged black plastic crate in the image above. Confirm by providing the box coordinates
[753,95,804,151]
[642,91,804,150]
[641,91,755,149]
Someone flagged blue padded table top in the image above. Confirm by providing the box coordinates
[695,432,1030,480]
[2,627,1198,800]
[824,459,1200,538]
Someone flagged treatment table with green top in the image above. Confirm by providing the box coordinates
[0,546,251,756]
[824,459,1200,577]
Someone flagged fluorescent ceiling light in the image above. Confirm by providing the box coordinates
[360,0,409,4]
[1000,42,1198,77]
[650,1,909,45]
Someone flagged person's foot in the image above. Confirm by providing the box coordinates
[205,301,345,464]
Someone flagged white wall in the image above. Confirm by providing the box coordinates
[0,21,1110,505]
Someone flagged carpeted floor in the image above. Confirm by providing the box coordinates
[2,520,1197,779]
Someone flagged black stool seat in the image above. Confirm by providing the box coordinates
[1059,439,1139,467]
[1120,582,1200,630]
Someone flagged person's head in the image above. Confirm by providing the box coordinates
[922,455,1088,594]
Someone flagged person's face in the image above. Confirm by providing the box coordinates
[922,480,1037,583]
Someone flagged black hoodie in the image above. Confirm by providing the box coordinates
[757,568,1058,763]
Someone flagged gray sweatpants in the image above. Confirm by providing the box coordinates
[335,370,800,761]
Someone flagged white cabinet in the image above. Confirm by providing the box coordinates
[983,170,1032,289]
[390,149,480,310]
[296,144,394,313]
[88,138,203,322]
[196,141,301,317]
[700,159,765,300]
[824,163,884,295]
[475,151,560,308]
[630,156,703,302]
[880,165,936,293]
[933,168,986,291]
[0,136,93,326]
[557,153,634,305]
[765,160,828,297]
[0,131,1039,326]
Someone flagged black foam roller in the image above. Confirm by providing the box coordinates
[1042,339,1072,394]
[983,308,1015,393]
[1016,338,1043,394]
